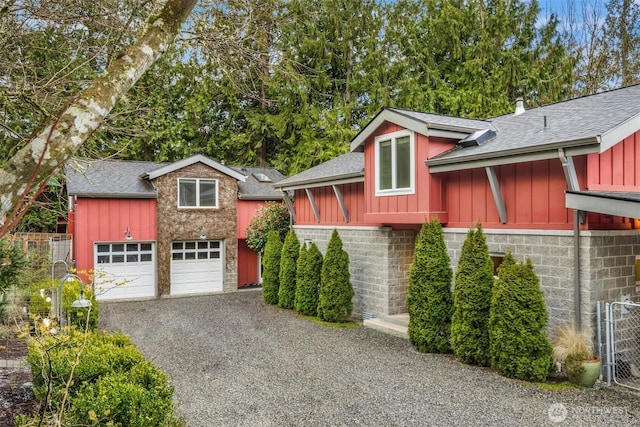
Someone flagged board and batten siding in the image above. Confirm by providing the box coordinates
[293,182,368,226]
[237,200,266,239]
[73,198,157,280]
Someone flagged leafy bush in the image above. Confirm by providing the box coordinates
[489,251,554,382]
[278,230,300,309]
[295,242,323,316]
[450,224,494,366]
[29,277,99,331]
[318,229,353,323]
[27,330,144,401]
[262,231,283,305]
[71,360,179,427]
[246,201,290,254]
[0,237,26,323]
[406,218,453,353]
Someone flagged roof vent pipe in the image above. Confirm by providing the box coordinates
[514,97,525,115]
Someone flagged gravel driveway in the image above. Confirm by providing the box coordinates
[99,290,640,427]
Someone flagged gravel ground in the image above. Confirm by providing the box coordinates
[99,291,640,427]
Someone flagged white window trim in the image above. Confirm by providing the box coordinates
[177,178,219,209]
[374,130,415,196]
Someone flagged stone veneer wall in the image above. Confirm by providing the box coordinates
[296,225,640,328]
[154,163,238,295]
[294,226,416,317]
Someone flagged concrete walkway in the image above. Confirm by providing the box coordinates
[99,291,639,427]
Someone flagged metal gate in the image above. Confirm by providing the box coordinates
[604,301,640,390]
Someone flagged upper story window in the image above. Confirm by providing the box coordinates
[178,178,218,208]
[375,130,414,195]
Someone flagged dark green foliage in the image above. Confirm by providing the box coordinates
[29,278,99,331]
[407,218,453,353]
[295,243,323,316]
[25,330,180,426]
[262,231,283,305]
[245,202,291,254]
[278,230,300,309]
[451,224,494,366]
[489,251,555,382]
[318,230,354,323]
[0,238,27,323]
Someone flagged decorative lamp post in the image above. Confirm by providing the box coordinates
[58,273,92,327]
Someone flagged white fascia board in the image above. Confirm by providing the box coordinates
[600,112,640,153]
[145,154,246,182]
[275,175,364,192]
[566,192,640,218]
[427,142,600,173]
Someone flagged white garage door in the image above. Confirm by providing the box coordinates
[93,242,156,301]
[171,240,223,295]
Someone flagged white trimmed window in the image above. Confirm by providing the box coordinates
[178,178,218,208]
[375,130,414,195]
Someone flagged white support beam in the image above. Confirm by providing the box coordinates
[281,191,296,223]
[305,188,321,223]
[485,166,507,224]
[332,185,349,223]
[558,148,580,191]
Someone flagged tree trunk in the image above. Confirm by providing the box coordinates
[0,0,197,233]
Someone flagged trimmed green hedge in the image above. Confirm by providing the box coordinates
[406,218,453,353]
[278,230,300,309]
[318,229,353,323]
[262,231,283,305]
[295,242,323,316]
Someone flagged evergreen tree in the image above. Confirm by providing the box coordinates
[406,218,453,353]
[278,230,300,309]
[318,230,354,322]
[262,231,283,305]
[451,224,494,366]
[489,251,555,382]
[295,242,323,316]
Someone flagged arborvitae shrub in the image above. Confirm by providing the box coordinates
[295,243,323,316]
[406,218,453,353]
[318,229,354,322]
[489,251,555,381]
[278,230,300,309]
[262,231,283,305]
[451,224,494,366]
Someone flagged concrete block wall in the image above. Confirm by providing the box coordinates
[294,226,416,317]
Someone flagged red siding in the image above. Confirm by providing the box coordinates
[587,130,640,191]
[238,239,259,286]
[293,182,369,226]
[73,198,157,278]
[237,200,268,239]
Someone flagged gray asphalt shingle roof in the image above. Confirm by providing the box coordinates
[273,152,364,189]
[429,84,640,165]
[67,158,285,200]
[66,159,167,198]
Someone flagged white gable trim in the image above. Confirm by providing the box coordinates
[144,154,246,181]
[600,112,640,153]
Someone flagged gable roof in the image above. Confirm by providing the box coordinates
[427,84,640,172]
[350,107,494,152]
[274,152,364,191]
[142,154,246,182]
[229,166,286,200]
[66,158,167,198]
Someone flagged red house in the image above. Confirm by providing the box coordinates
[66,155,284,300]
[274,85,640,329]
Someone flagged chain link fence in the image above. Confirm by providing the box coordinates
[605,301,640,391]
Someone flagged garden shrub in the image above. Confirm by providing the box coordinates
[489,251,555,382]
[27,330,144,402]
[318,229,354,323]
[278,230,300,309]
[406,218,453,353]
[29,277,99,331]
[70,360,180,427]
[295,242,323,316]
[450,224,494,366]
[246,201,290,254]
[262,231,283,305]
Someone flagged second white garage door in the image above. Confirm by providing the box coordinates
[171,240,224,295]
